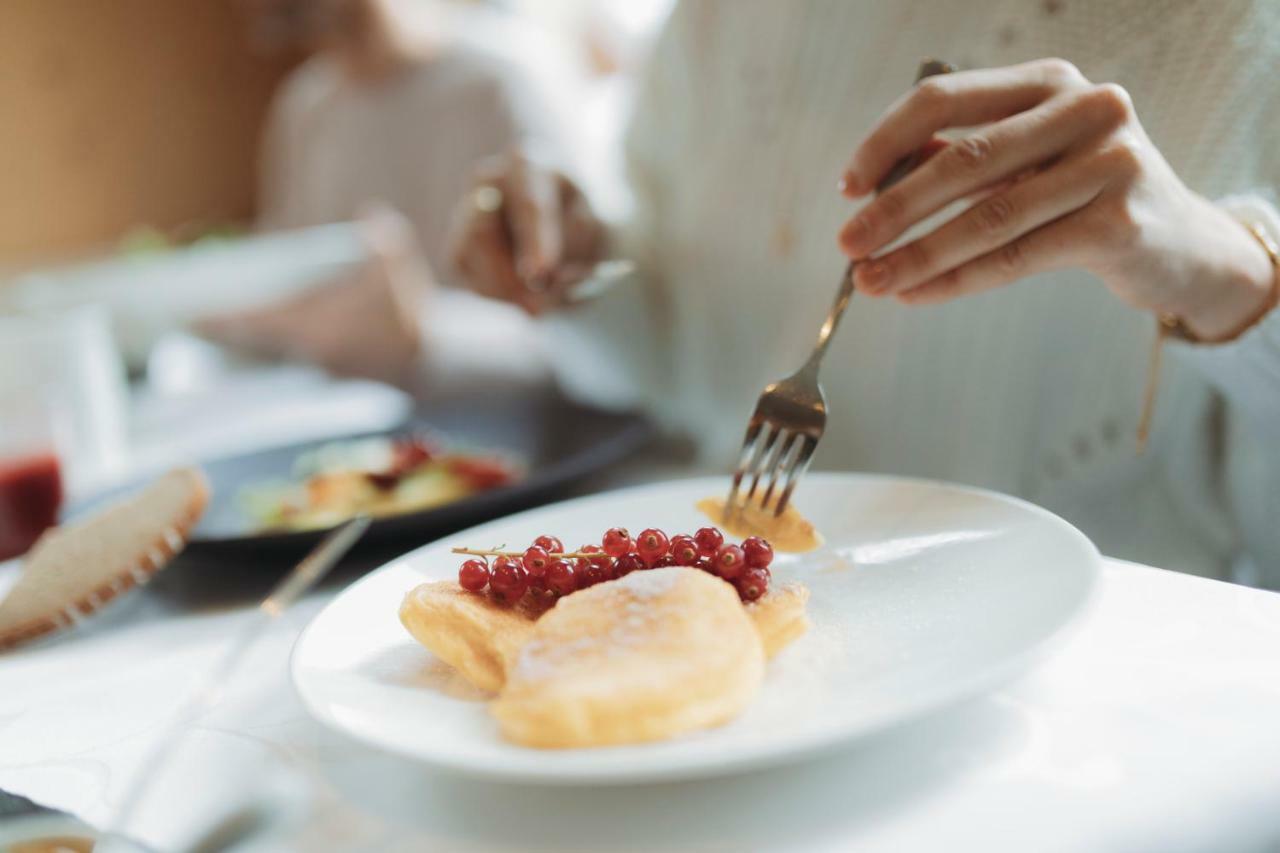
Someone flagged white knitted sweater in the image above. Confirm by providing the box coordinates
[548,0,1280,583]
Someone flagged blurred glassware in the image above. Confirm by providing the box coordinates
[0,390,62,561]
[0,306,129,498]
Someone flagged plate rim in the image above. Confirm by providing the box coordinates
[290,471,1101,784]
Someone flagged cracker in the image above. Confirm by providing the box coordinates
[0,468,209,650]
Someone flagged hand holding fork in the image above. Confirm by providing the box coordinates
[725,60,955,519]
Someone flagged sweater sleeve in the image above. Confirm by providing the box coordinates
[1170,194,1280,585]
[1171,195,1280,431]
[536,8,689,420]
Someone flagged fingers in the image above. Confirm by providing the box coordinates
[853,151,1108,297]
[449,151,605,314]
[559,183,606,268]
[449,156,555,313]
[894,210,1094,305]
[842,58,1087,197]
[507,159,564,285]
[453,199,531,310]
[841,91,1108,258]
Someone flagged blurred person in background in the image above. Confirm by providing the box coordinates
[200,0,571,387]
[449,1,1280,585]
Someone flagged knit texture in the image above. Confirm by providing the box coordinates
[551,0,1280,582]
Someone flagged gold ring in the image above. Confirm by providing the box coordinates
[472,185,503,214]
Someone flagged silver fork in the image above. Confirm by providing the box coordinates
[726,59,955,518]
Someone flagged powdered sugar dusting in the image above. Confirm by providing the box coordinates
[513,636,597,682]
[511,569,688,682]
[746,580,805,609]
[612,568,680,599]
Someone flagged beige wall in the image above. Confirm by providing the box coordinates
[0,0,297,265]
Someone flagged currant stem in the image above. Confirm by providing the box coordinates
[451,546,597,560]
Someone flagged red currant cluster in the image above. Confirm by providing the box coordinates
[454,526,774,606]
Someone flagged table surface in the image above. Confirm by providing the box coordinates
[2,367,1279,852]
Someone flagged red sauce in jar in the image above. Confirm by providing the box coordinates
[0,452,63,561]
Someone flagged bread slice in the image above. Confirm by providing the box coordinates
[0,468,210,650]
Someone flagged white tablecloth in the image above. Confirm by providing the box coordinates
[3,369,1279,851]
[2,560,1279,852]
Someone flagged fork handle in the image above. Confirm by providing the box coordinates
[804,59,956,375]
[805,261,857,372]
[803,154,918,372]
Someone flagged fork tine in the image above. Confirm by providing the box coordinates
[726,420,764,516]
[773,435,818,517]
[744,425,783,506]
[759,431,800,511]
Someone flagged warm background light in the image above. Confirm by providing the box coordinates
[0,0,296,266]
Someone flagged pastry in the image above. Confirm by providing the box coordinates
[400,575,808,694]
[695,496,821,553]
[747,581,811,658]
[398,580,547,693]
[491,568,765,748]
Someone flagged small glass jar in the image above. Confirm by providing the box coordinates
[0,387,63,561]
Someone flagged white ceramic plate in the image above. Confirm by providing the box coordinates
[292,473,1099,784]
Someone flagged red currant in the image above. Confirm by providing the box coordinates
[636,528,670,564]
[712,544,747,580]
[668,535,699,565]
[580,560,608,588]
[546,559,577,596]
[736,567,770,602]
[602,527,633,558]
[572,544,607,571]
[614,554,644,577]
[533,535,564,555]
[742,536,774,569]
[458,559,490,591]
[522,546,551,579]
[694,556,716,574]
[694,527,724,557]
[490,560,529,603]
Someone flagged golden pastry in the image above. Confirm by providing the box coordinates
[695,497,822,553]
[491,568,765,749]
[746,582,811,658]
[398,580,547,693]
[400,575,809,693]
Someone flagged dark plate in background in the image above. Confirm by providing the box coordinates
[68,391,652,558]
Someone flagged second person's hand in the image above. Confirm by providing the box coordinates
[448,150,607,315]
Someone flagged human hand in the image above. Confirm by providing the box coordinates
[448,150,606,315]
[839,58,1275,341]
[197,206,430,385]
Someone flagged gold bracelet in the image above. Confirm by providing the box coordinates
[1136,220,1280,453]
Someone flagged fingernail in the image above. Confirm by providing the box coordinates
[838,174,858,196]
[842,217,871,255]
[856,260,890,293]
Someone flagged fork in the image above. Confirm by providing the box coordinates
[726,59,955,519]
